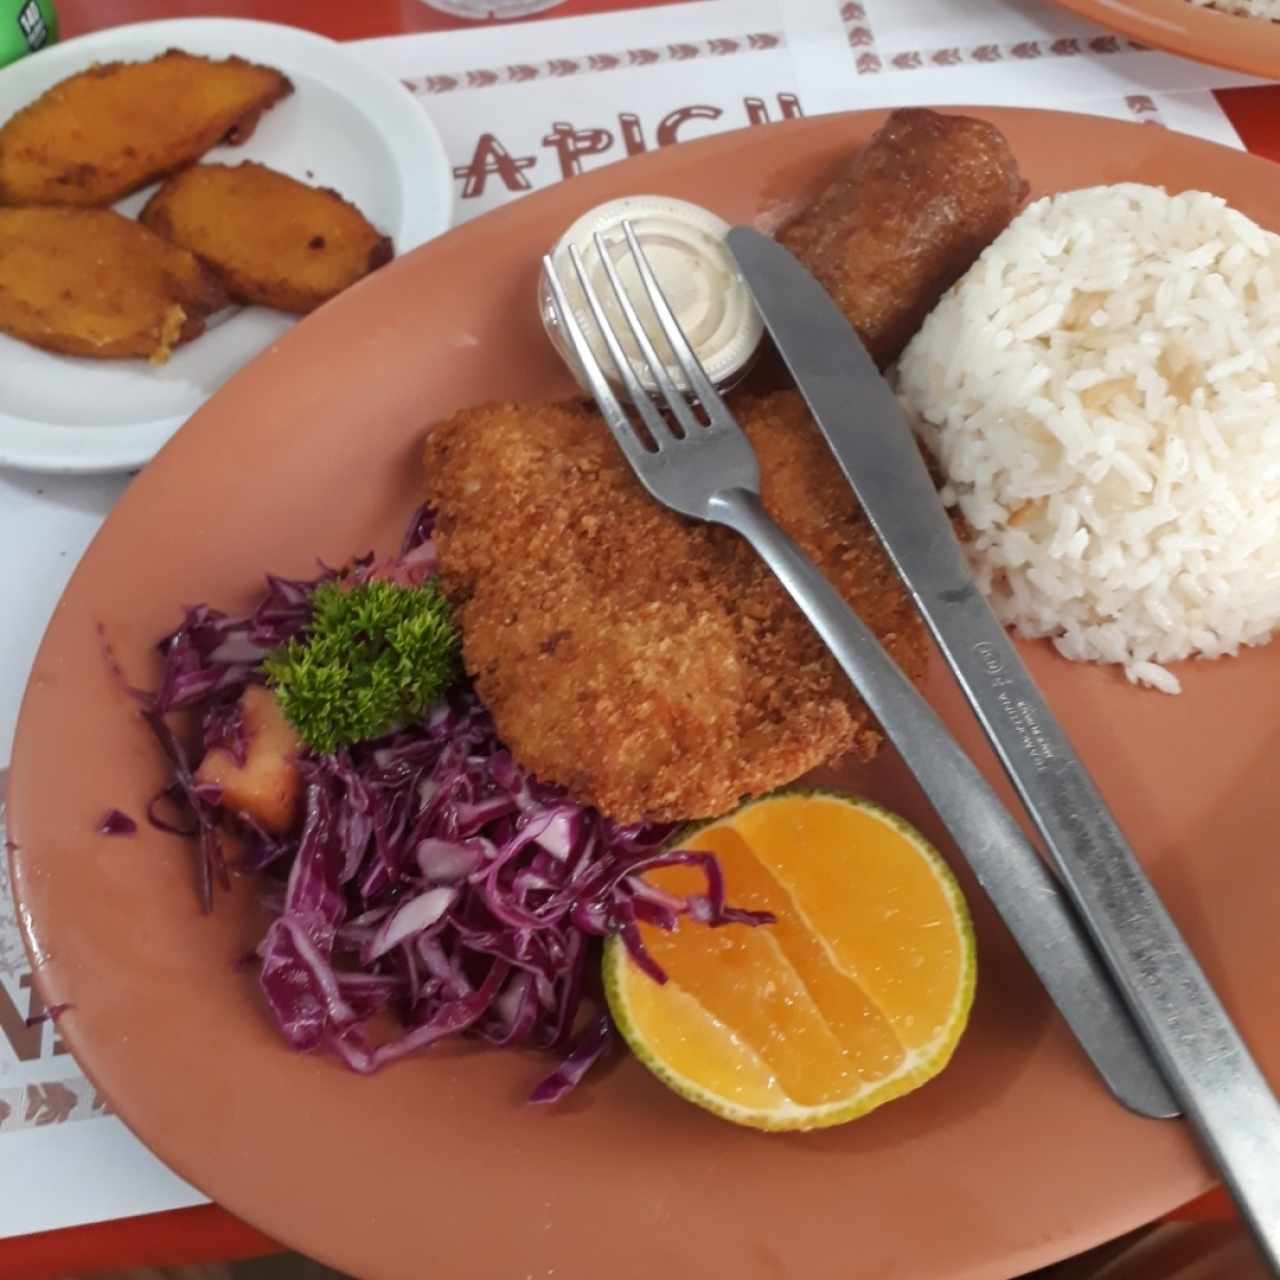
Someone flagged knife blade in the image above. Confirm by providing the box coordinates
[728,225,1280,1268]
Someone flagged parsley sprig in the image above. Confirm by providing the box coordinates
[264,578,459,755]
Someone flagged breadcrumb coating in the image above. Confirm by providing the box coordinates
[423,392,926,824]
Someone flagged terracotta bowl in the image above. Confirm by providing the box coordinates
[11,109,1280,1280]
[1054,0,1280,80]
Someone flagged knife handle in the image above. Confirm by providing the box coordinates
[928,590,1280,1272]
[705,487,1179,1122]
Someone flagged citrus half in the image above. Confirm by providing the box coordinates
[604,789,976,1130]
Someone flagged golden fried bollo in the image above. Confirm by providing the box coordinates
[0,50,292,206]
[0,207,227,363]
[141,162,394,315]
[779,107,1027,369]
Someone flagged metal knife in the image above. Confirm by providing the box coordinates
[729,225,1280,1270]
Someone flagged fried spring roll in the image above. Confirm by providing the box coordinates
[779,107,1028,369]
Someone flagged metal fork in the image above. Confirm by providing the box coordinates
[542,224,1178,1120]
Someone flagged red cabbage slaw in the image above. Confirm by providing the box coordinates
[137,510,771,1101]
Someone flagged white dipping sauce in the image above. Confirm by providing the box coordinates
[540,195,763,394]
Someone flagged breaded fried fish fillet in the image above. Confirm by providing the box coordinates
[0,50,292,206]
[423,393,927,825]
[780,108,1027,369]
[0,207,226,362]
[141,162,393,314]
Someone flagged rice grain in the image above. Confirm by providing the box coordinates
[897,183,1280,692]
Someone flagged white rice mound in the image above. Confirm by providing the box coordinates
[1187,0,1280,20]
[897,183,1280,694]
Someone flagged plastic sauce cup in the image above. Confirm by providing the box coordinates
[540,195,763,397]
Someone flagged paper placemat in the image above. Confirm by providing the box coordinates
[0,0,1269,1239]
[360,0,1251,222]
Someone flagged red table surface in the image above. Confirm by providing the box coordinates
[4,1,1274,1275]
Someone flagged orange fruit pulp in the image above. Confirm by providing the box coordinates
[604,789,976,1130]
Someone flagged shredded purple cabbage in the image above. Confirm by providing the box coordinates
[24,1002,72,1028]
[132,506,772,1100]
[98,808,137,836]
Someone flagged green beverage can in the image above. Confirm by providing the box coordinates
[0,0,57,69]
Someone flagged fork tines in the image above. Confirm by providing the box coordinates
[542,221,728,456]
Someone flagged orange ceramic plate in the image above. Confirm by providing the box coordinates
[9,110,1280,1280]
[1054,0,1280,80]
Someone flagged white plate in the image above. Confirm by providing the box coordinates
[0,18,454,475]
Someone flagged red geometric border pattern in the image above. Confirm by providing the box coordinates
[884,34,1150,73]
[842,1,885,74]
[1125,93,1166,124]
[0,1078,113,1134]
[841,2,1148,76]
[402,31,785,95]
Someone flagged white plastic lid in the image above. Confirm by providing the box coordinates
[540,194,763,394]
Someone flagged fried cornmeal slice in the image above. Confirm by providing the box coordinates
[0,206,226,362]
[0,50,292,206]
[141,162,393,314]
